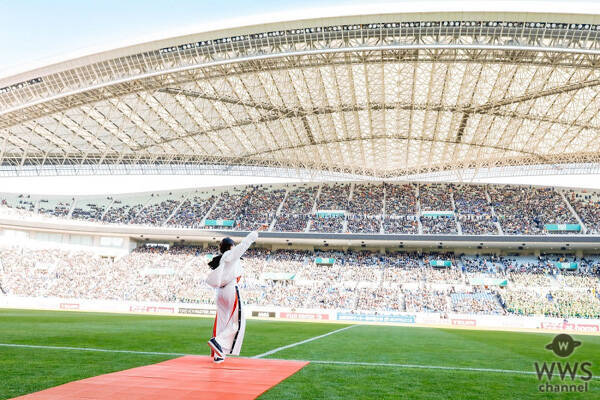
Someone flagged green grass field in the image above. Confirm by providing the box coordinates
[0,309,599,399]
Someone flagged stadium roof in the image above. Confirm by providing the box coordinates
[3,7,600,179]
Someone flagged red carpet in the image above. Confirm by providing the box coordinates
[12,356,309,400]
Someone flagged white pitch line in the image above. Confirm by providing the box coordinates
[2,342,599,381]
[310,360,538,376]
[252,325,358,359]
[0,343,187,357]
[306,359,600,381]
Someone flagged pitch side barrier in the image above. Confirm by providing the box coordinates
[1,296,599,334]
[2,216,600,250]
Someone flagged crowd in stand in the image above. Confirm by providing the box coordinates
[309,216,344,233]
[450,292,505,315]
[202,186,285,231]
[307,185,349,232]
[348,184,384,216]
[502,289,600,319]
[404,288,449,313]
[316,183,350,211]
[273,214,310,232]
[280,186,317,214]
[421,216,458,234]
[382,216,418,234]
[566,190,600,234]
[342,184,384,233]
[347,215,381,233]
[419,184,453,212]
[236,187,286,231]
[8,195,36,212]
[418,184,458,234]
[167,196,216,229]
[454,185,499,235]
[2,183,599,236]
[490,186,578,235]
[102,202,144,224]
[38,200,72,218]
[458,215,498,235]
[385,183,418,215]
[132,199,180,226]
[273,185,317,232]
[1,244,598,318]
[71,202,108,222]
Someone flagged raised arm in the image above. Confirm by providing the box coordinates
[222,231,259,263]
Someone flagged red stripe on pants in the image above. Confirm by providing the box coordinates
[211,313,217,357]
[228,294,238,323]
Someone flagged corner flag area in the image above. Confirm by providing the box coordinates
[11,356,308,400]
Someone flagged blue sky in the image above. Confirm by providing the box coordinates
[0,0,365,75]
[1,0,591,76]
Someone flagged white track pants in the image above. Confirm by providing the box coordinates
[212,284,245,356]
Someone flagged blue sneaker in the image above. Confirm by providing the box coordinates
[207,337,225,357]
[213,356,225,364]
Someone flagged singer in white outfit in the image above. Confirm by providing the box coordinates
[206,228,264,363]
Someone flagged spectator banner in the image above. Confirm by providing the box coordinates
[280,312,329,320]
[261,272,295,280]
[544,224,581,232]
[315,257,335,265]
[555,262,578,270]
[129,305,175,314]
[59,303,80,310]
[430,260,452,267]
[421,210,454,217]
[337,313,415,323]
[451,318,477,327]
[316,210,345,218]
[178,307,216,316]
[540,321,599,332]
[251,311,277,318]
[204,219,235,227]
[469,277,508,286]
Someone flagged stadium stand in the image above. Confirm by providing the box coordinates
[489,185,578,235]
[1,182,600,236]
[1,245,598,318]
[347,184,384,233]
[71,197,113,222]
[166,194,217,229]
[382,183,419,234]
[453,185,499,235]
[101,194,148,224]
[273,184,317,232]
[418,184,458,234]
[37,198,72,218]
[565,189,600,234]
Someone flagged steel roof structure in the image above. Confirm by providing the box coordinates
[3,9,600,179]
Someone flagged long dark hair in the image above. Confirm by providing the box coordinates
[208,237,235,270]
[208,255,222,270]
